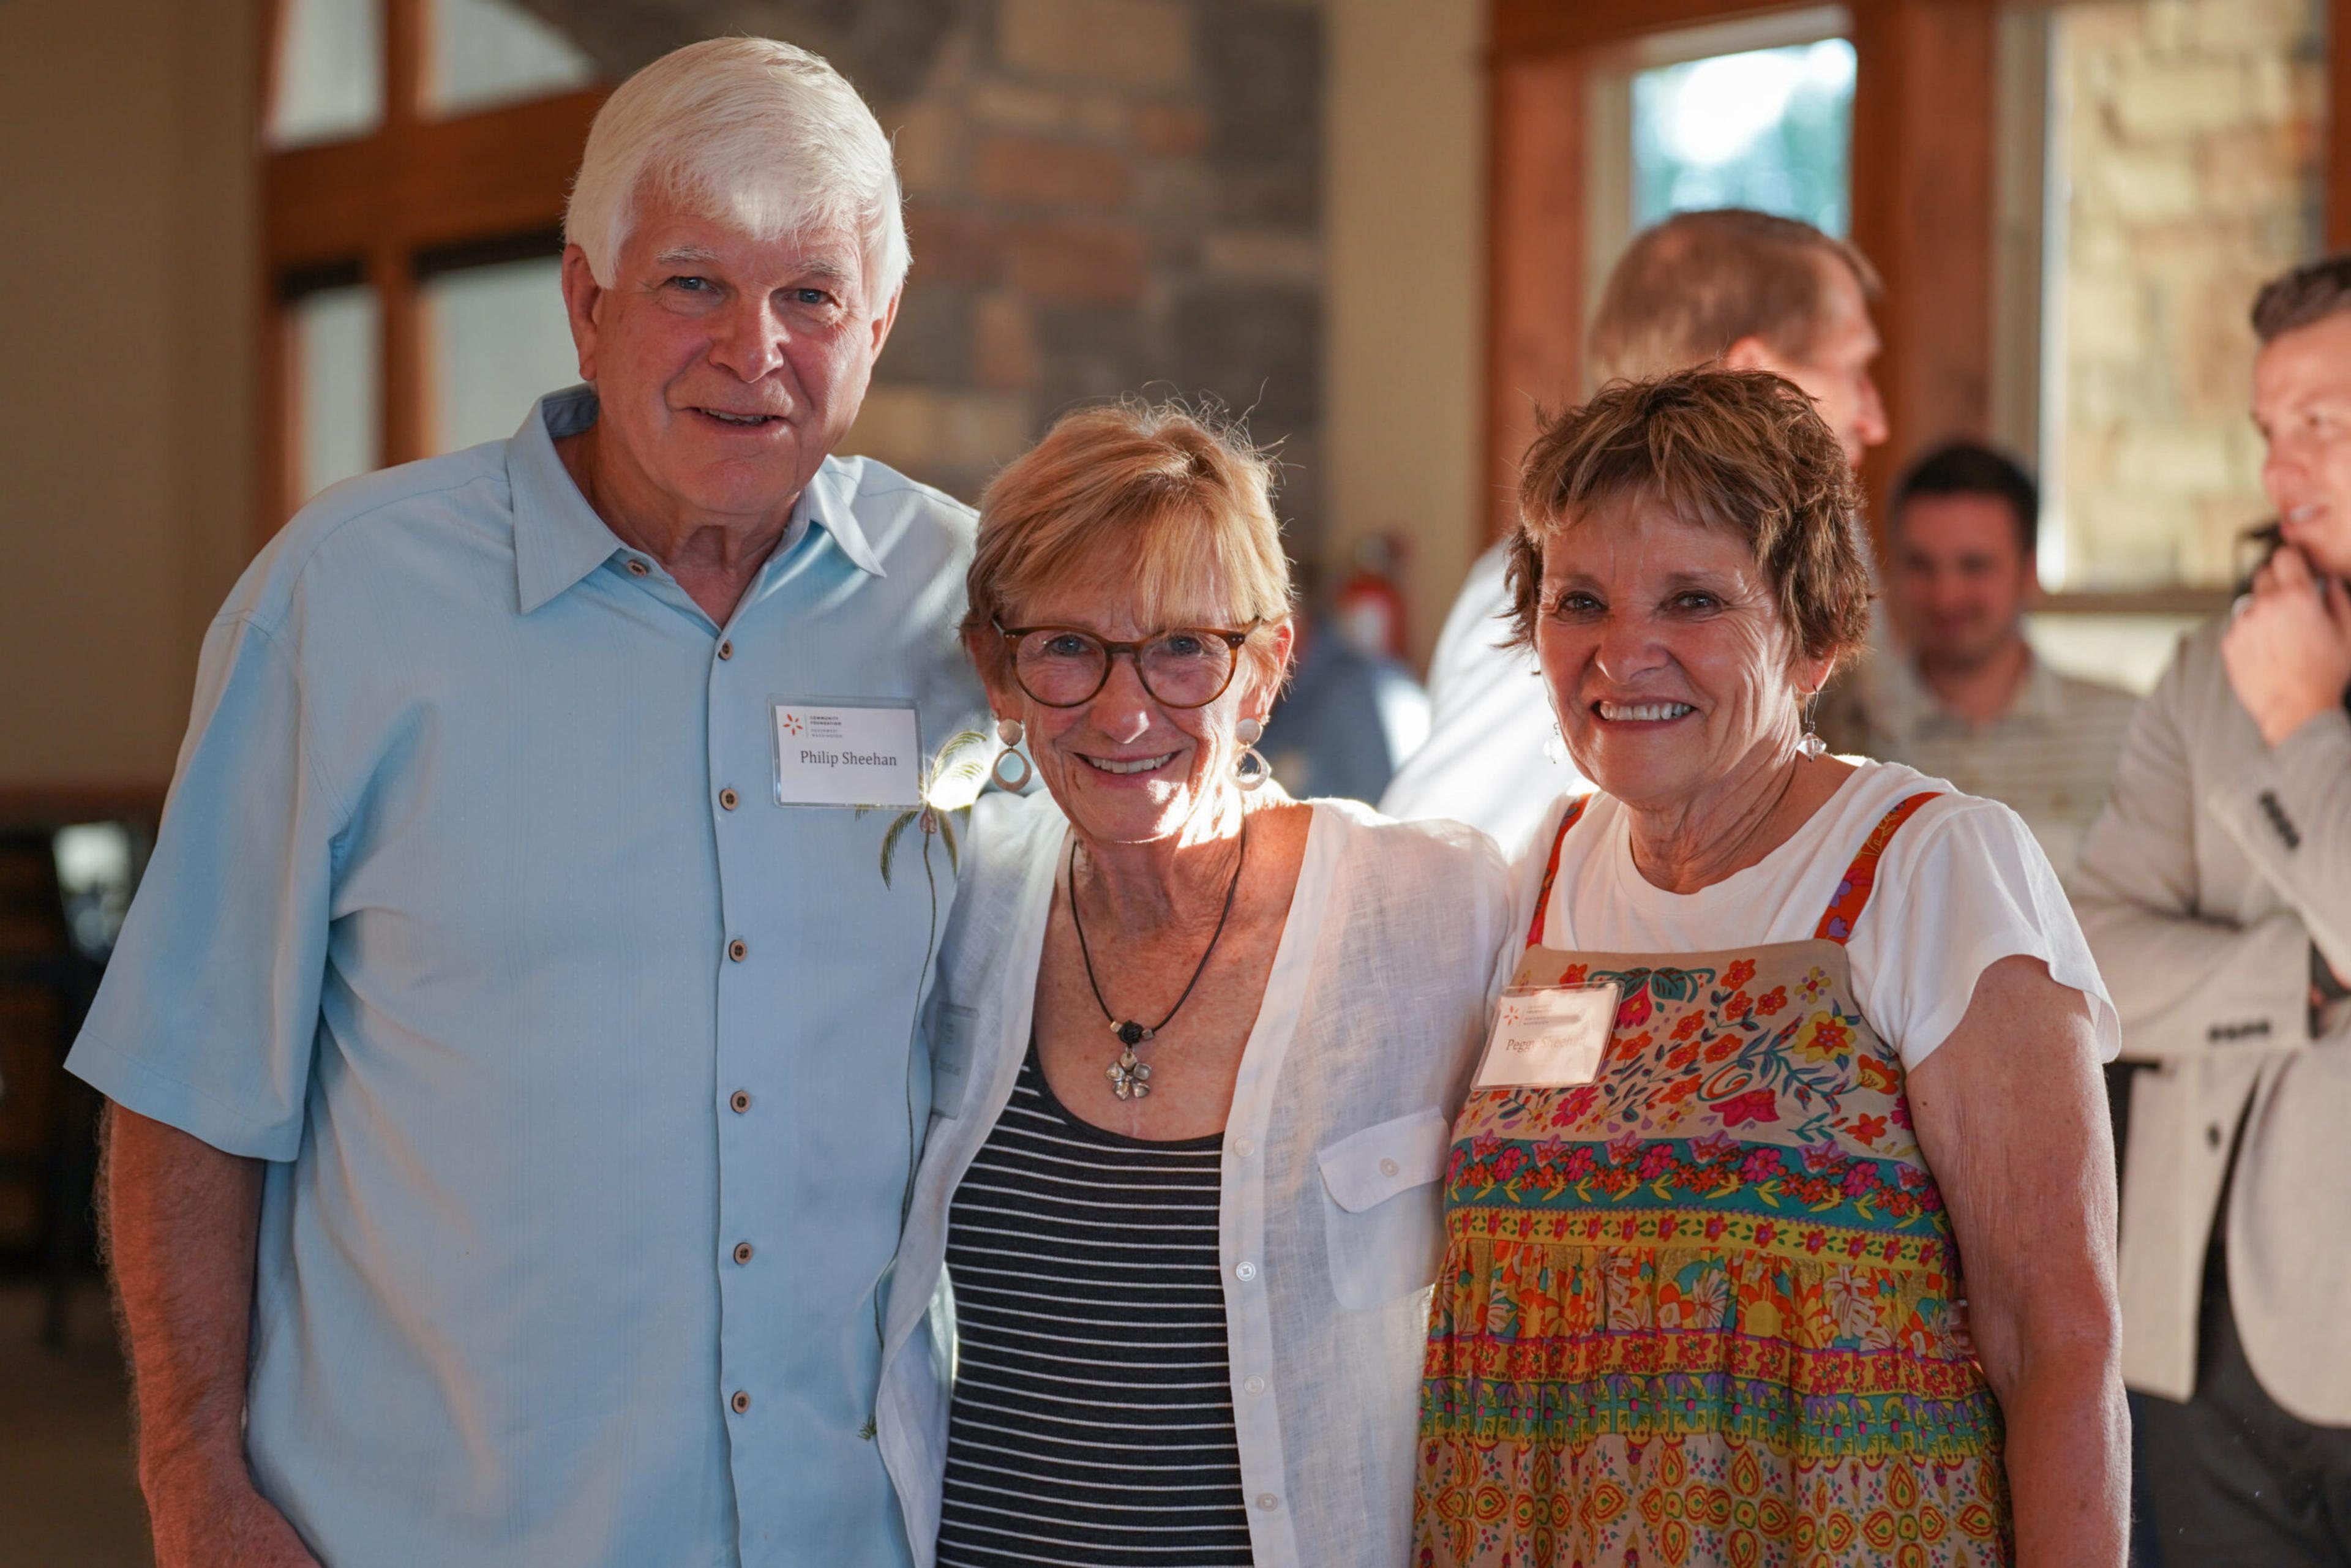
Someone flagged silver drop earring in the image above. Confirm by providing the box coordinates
[991,716,1033,790]
[1233,717,1272,792]
[1796,692,1827,760]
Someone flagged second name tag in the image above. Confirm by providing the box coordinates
[1474,981,1622,1089]
[772,699,923,807]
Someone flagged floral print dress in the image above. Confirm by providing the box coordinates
[1414,792,2011,1568]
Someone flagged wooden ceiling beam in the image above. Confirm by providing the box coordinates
[263,88,604,272]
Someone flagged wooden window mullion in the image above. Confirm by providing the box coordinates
[379,0,431,467]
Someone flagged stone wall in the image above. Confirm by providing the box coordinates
[2049,0,2325,589]
[531,0,1327,553]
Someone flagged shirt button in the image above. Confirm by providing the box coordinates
[626,558,650,577]
[719,787,740,811]
[733,1242,754,1264]
[1379,1157,1400,1177]
[730,1390,751,1414]
[728,938,748,962]
[1234,1261,1258,1283]
[1255,1492,1280,1512]
[1231,1139,1253,1159]
[718,640,734,661]
[730,1090,752,1114]
[1243,1375,1267,1396]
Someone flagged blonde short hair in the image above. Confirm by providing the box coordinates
[1589,209,1880,383]
[963,401,1292,685]
[564,37,909,298]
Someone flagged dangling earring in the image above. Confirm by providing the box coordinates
[1233,717,1272,793]
[991,716,1032,790]
[1796,692,1827,760]
[1543,724,1569,766]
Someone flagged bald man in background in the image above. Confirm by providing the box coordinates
[1380,208,1888,852]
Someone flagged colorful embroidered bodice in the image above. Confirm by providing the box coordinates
[1414,793,2011,1568]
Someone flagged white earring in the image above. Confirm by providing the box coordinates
[1233,718,1270,793]
[991,716,1032,791]
[1796,693,1826,760]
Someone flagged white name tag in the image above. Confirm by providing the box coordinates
[771,699,923,807]
[1473,982,1622,1089]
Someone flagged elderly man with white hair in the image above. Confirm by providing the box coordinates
[71,39,981,1568]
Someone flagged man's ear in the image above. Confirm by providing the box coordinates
[1722,335,1780,375]
[560,246,605,383]
[868,281,904,358]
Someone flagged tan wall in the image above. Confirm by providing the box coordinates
[0,0,259,793]
[1321,0,1486,671]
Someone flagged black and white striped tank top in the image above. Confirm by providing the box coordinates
[936,1043,1252,1567]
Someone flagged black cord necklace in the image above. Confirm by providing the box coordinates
[1067,818,1250,1101]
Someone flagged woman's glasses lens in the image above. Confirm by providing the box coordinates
[1012,629,1239,708]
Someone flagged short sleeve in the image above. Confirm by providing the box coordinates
[1847,796,2122,1071]
[64,613,347,1161]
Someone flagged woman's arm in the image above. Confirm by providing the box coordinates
[1906,954,2127,1568]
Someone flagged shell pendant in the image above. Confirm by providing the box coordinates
[1106,1049,1153,1100]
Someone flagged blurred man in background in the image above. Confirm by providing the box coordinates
[1820,440,2139,882]
[1381,208,1886,851]
[2076,255,2351,1566]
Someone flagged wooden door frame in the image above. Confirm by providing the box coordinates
[1483,0,2351,565]
[255,0,604,538]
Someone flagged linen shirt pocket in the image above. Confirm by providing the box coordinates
[1316,1107,1452,1310]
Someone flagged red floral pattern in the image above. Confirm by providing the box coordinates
[1415,792,2008,1567]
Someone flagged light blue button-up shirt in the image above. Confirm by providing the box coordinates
[69,388,986,1567]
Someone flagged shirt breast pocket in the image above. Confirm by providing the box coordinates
[1315,1108,1452,1310]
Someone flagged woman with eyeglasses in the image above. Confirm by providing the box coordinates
[872,400,1514,1568]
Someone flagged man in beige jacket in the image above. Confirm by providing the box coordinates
[2076,255,2351,1561]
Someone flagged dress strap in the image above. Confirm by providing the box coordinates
[1813,791,1942,944]
[1524,795,1592,950]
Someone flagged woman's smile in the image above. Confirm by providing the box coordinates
[1076,749,1180,777]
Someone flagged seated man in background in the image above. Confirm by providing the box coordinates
[2075,254,2351,1566]
[1819,440,2139,882]
[1381,208,1887,851]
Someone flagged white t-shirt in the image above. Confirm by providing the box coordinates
[1522,760,2121,1072]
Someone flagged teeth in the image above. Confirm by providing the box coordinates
[1084,754,1175,775]
[1598,702,1695,722]
[704,410,771,426]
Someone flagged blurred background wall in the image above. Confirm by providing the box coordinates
[0,0,263,796]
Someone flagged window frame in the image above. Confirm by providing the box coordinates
[257,0,604,536]
[1486,0,2351,617]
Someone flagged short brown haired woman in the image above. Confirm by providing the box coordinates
[874,401,1514,1567]
[1414,369,2128,1566]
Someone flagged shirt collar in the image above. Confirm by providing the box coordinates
[510,386,631,616]
[796,459,887,580]
[508,387,887,615]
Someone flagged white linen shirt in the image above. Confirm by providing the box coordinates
[877,790,1515,1567]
